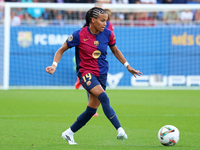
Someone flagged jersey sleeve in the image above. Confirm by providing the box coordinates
[66,30,80,48]
[108,31,116,47]
[108,22,114,32]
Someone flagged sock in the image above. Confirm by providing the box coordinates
[70,106,97,133]
[98,92,121,129]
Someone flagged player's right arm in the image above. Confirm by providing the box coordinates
[46,41,69,74]
[46,30,80,75]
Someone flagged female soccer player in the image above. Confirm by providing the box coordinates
[46,7,142,145]
[74,7,114,117]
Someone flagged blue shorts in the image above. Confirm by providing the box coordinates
[78,73,107,93]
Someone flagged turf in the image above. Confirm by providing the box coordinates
[0,89,199,150]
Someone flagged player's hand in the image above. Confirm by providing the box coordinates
[127,65,143,78]
[46,66,56,74]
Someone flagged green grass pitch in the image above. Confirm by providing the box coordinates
[0,89,199,150]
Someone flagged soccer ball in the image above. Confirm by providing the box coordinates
[158,125,180,146]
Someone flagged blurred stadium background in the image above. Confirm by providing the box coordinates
[0,0,200,90]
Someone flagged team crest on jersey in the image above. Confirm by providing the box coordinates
[86,81,91,86]
[94,41,99,46]
[68,35,73,41]
[17,31,33,48]
[92,50,101,59]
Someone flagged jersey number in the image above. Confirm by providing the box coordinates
[82,73,92,82]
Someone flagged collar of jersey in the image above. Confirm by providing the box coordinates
[87,26,99,36]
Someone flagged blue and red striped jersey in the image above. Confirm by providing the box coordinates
[66,26,116,77]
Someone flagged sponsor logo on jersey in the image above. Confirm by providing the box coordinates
[84,39,88,41]
[68,35,73,41]
[17,31,33,48]
[94,41,99,46]
[92,50,101,59]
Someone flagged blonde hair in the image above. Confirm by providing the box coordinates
[104,8,112,21]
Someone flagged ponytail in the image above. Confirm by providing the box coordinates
[83,9,92,27]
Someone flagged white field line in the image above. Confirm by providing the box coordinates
[0,114,199,118]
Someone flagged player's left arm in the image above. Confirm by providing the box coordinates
[109,45,143,78]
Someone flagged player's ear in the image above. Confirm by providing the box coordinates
[91,17,96,23]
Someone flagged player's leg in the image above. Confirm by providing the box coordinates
[88,93,101,109]
[62,73,126,145]
[68,85,101,133]
[62,74,99,145]
[61,105,97,145]
[90,85,128,141]
[87,92,99,117]
[61,94,100,145]
[75,78,98,116]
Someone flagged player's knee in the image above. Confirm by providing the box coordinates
[98,92,109,104]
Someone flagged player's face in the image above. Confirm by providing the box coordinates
[94,13,108,32]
